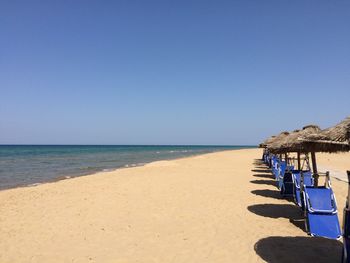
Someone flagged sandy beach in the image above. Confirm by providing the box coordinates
[0,148,349,263]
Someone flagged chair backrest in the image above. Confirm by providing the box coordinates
[303,171,313,187]
[279,161,288,177]
[299,171,314,189]
[316,171,332,188]
[301,155,311,171]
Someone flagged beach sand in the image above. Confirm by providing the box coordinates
[0,148,349,262]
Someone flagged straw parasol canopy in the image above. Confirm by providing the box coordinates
[259,135,276,148]
[302,117,350,142]
[269,125,321,154]
[298,117,350,153]
[265,131,290,151]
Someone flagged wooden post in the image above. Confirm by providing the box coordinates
[311,152,318,187]
[297,152,301,171]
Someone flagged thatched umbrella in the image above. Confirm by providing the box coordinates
[266,131,290,160]
[259,135,276,148]
[299,117,350,153]
[270,125,321,154]
[297,118,350,186]
[266,132,289,148]
[269,125,321,170]
[288,118,349,186]
[298,137,350,153]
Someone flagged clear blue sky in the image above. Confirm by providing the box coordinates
[1,1,349,145]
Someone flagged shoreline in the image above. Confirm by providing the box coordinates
[0,147,257,192]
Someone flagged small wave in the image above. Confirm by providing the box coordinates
[27,182,43,187]
[80,166,97,170]
[124,163,145,168]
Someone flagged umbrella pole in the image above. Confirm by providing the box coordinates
[297,152,301,171]
[311,152,318,187]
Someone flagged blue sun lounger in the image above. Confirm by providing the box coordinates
[262,150,269,164]
[264,153,270,166]
[292,170,313,207]
[274,160,285,181]
[271,157,280,178]
[267,154,272,168]
[303,173,341,239]
[279,165,295,196]
[279,161,287,179]
[271,157,279,179]
[262,151,268,165]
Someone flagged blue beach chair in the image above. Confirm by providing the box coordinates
[302,172,341,239]
[278,161,286,181]
[271,156,279,178]
[292,170,313,207]
[273,159,282,181]
[267,154,272,168]
[273,155,278,164]
[262,150,267,164]
[279,165,295,196]
[264,152,270,166]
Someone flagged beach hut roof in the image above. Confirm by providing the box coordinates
[265,131,290,151]
[301,117,350,143]
[259,135,276,148]
[298,117,350,153]
[259,132,288,149]
[269,125,321,154]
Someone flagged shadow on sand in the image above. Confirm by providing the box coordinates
[253,166,270,171]
[252,173,274,179]
[251,189,285,200]
[250,179,276,187]
[253,158,265,164]
[248,203,305,231]
[249,159,338,261]
[254,236,342,263]
[251,169,271,173]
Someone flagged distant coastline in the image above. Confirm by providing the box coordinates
[0,145,256,190]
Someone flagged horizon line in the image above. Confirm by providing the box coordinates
[0,144,258,147]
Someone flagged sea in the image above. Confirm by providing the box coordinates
[0,145,255,190]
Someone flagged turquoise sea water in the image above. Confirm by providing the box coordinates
[0,145,255,190]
